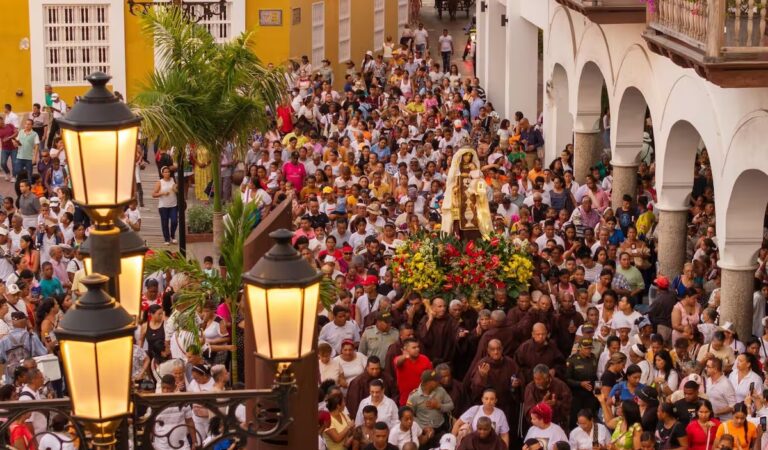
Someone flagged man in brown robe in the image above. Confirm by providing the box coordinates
[514,322,566,382]
[470,310,532,368]
[346,356,398,419]
[522,363,572,431]
[465,339,523,425]
[553,293,584,357]
[505,291,532,325]
[417,297,459,365]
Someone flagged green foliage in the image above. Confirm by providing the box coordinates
[186,204,213,234]
[131,7,286,214]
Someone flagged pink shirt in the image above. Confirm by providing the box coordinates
[282,162,306,190]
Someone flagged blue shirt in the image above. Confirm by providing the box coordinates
[608,381,646,402]
[372,144,391,160]
[39,278,64,299]
[469,97,485,120]
[0,328,48,364]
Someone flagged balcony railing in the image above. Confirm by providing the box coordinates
[644,0,768,87]
[555,0,647,24]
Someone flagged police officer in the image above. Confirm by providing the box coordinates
[565,337,599,426]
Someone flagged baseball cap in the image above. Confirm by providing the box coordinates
[438,434,457,450]
[453,119,462,128]
[579,337,594,347]
[636,316,652,330]
[6,284,20,295]
[653,275,670,290]
[10,311,26,321]
[361,275,378,287]
[420,369,439,384]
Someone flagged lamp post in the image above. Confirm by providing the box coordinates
[43,72,311,449]
[56,72,141,447]
[56,274,136,447]
[81,219,148,319]
[243,229,322,376]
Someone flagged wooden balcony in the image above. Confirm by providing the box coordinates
[555,0,647,24]
[643,0,768,87]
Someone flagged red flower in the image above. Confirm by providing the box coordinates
[465,241,475,254]
[445,244,460,258]
[443,283,454,291]
[490,237,500,247]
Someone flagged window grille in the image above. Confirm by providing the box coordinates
[43,4,110,86]
[312,2,325,68]
[338,0,351,62]
[374,0,385,52]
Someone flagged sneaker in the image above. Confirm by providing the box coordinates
[171,239,178,244]
[10,177,16,182]
[164,241,171,245]
[4,175,8,181]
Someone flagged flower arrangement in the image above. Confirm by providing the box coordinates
[392,232,535,307]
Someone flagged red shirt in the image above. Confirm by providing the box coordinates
[0,124,17,151]
[276,105,294,134]
[394,354,433,405]
[685,418,720,450]
[141,293,162,313]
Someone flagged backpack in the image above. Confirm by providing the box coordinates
[4,332,32,382]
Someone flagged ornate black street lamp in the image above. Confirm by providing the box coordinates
[80,219,148,320]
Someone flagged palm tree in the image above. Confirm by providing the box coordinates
[144,194,258,384]
[131,7,286,254]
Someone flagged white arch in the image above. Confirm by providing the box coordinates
[612,44,659,165]
[655,75,723,210]
[718,110,768,269]
[546,63,574,164]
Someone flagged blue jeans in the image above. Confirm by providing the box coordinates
[15,158,33,180]
[1,150,17,176]
[159,206,178,242]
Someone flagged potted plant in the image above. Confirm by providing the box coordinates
[186,203,214,242]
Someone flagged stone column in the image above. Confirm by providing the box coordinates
[719,266,757,340]
[611,162,640,209]
[574,131,602,184]
[656,207,688,278]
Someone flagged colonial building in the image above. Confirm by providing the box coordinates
[476,0,768,339]
[0,0,408,106]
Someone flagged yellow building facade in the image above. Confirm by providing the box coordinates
[0,0,409,110]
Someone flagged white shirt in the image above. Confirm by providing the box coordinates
[318,320,361,354]
[459,405,510,435]
[4,112,20,129]
[438,35,453,52]
[705,374,736,420]
[4,298,28,326]
[569,423,611,450]
[355,395,399,428]
[20,385,47,436]
[334,352,367,385]
[524,424,569,450]
[728,369,763,403]
[388,421,423,449]
[150,404,193,450]
[535,233,565,249]
[413,29,429,46]
[7,228,30,254]
[38,432,76,450]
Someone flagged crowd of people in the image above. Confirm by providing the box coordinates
[2,10,768,450]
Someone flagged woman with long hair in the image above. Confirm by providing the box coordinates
[655,402,687,449]
[651,349,680,399]
[597,394,643,450]
[714,402,758,450]
[35,297,59,346]
[152,165,179,244]
[139,304,167,364]
[728,353,763,403]
[686,400,719,450]
[18,235,39,274]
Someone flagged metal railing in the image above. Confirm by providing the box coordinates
[0,385,294,449]
[648,0,768,57]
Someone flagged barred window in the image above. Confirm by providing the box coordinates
[312,2,325,68]
[193,1,233,43]
[338,0,351,62]
[374,0,385,52]
[43,4,110,86]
